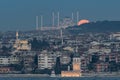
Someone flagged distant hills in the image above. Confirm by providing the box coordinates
[67,21,120,34]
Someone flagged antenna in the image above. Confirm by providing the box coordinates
[52,12,55,27]
[36,16,39,30]
[40,15,43,30]
[77,11,79,24]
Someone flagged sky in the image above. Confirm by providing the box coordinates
[0,0,120,31]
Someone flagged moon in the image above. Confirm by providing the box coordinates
[77,19,90,26]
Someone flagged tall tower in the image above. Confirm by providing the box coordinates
[36,16,39,30]
[73,55,81,71]
[77,11,79,24]
[52,12,55,27]
[57,12,60,27]
[16,31,19,40]
[40,15,43,30]
[58,12,63,45]
[60,29,63,45]
[72,12,74,22]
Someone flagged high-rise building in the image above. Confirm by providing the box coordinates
[38,51,56,69]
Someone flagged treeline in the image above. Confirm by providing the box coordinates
[67,21,120,34]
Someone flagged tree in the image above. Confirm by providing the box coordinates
[2,46,10,52]
[30,38,50,51]
[87,63,95,71]
[109,61,118,72]
[91,54,99,63]
[54,57,61,74]
[32,54,38,73]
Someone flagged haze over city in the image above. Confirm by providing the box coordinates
[1,0,120,79]
[0,0,120,31]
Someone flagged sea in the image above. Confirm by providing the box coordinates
[0,77,119,80]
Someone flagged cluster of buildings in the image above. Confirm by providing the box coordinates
[0,30,120,77]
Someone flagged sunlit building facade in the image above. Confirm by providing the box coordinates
[13,31,31,51]
[61,53,82,77]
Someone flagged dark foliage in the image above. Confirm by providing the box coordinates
[35,69,52,75]
[108,61,118,72]
[54,57,61,74]
[30,38,50,51]
[67,21,120,34]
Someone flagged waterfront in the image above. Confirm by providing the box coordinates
[0,72,120,77]
[0,77,120,80]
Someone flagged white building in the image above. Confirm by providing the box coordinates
[110,32,120,40]
[88,48,111,54]
[0,55,20,65]
[0,56,10,65]
[38,51,56,69]
[9,55,20,64]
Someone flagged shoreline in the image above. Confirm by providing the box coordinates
[0,74,50,78]
[0,73,120,77]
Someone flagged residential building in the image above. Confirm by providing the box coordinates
[38,51,56,69]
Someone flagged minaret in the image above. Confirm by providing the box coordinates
[76,11,79,24]
[52,12,55,27]
[72,12,74,21]
[16,31,19,40]
[58,12,63,45]
[36,16,39,30]
[40,15,43,30]
[75,39,78,53]
[57,12,60,27]
[60,29,63,45]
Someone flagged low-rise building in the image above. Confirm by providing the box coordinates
[95,62,109,72]
[0,56,10,65]
[0,67,11,73]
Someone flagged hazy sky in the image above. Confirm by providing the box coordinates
[0,0,120,31]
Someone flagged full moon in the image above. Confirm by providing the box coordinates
[77,19,90,26]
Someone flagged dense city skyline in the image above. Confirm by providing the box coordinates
[1,0,120,78]
[0,0,120,31]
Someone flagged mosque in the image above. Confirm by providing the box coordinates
[13,31,31,51]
